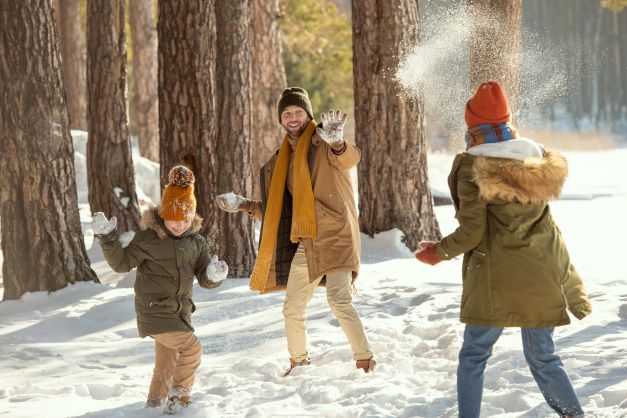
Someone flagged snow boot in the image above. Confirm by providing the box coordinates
[283,358,311,377]
[163,388,191,415]
[356,357,376,373]
[144,397,164,408]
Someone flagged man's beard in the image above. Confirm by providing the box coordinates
[283,120,308,138]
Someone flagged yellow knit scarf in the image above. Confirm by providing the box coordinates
[249,120,318,292]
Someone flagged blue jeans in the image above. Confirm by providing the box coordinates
[457,325,584,418]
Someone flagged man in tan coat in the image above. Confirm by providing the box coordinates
[216,87,375,375]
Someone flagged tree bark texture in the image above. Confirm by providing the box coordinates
[158,0,218,241]
[159,0,256,276]
[129,0,159,162]
[54,0,87,131]
[352,0,441,250]
[467,0,522,119]
[86,0,141,233]
[250,0,286,199]
[214,0,256,276]
[0,0,98,300]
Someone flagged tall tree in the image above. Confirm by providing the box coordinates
[158,0,218,245]
[215,0,256,276]
[0,0,98,300]
[467,0,522,118]
[54,0,87,131]
[521,0,626,127]
[87,0,141,233]
[129,0,159,162]
[159,1,256,276]
[352,0,441,250]
[250,0,286,199]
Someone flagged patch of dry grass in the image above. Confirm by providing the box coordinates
[521,129,616,151]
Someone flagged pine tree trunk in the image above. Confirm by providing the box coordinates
[621,10,627,120]
[86,0,141,233]
[352,0,441,250]
[54,0,87,131]
[158,1,256,276]
[215,0,256,276]
[610,11,623,122]
[129,0,159,162]
[158,1,219,243]
[0,0,98,300]
[250,0,286,200]
[467,0,522,120]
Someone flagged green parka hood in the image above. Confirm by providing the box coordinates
[474,148,568,204]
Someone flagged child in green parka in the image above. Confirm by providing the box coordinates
[93,166,228,414]
[415,82,591,418]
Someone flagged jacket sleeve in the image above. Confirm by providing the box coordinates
[98,230,146,273]
[435,158,487,260]
[324,139,361,171]
[194,236,221,289]
[562,264,592,319]
[241,199,263,221]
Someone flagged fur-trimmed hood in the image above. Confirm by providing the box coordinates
[473,148,568,204]
[141,206,203,239]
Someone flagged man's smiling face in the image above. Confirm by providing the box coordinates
[280,105,310,138]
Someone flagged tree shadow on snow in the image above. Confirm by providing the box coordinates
[69,401,160,418]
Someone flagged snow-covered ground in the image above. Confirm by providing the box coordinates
[1,135,626,417]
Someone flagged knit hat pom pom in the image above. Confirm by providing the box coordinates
[168,166,195,188]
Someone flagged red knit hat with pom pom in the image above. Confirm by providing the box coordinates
[159,166,196,221]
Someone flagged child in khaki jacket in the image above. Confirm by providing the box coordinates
[93,166,228,414]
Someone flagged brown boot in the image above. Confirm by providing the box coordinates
[145,394,165,408]
[283,358,311,377]
[356,357,376,373]
[163,388,191,415]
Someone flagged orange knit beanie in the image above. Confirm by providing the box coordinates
[464,81,511,128]
[159,166,196,221]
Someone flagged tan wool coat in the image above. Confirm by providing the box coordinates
[435,146,592,328]
[244,132,361,292]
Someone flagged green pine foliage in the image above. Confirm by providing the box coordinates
[600,0,626,12]
[280,0,353,117]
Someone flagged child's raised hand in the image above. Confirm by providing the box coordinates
[206,255,228,283]
[92,212,117,235]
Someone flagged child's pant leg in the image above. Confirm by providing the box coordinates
[521,328,584,417]
[153,331,202,394]
[457,325,503,418]
[147,339,177,405]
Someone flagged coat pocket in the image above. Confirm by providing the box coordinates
[465,250,486,274]
[149,296,179,313]
[313,200,351,246]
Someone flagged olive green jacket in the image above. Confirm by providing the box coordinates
[435,142,591,328]
[98,207,220,338]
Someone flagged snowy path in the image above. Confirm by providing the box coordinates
[1,150,626,417]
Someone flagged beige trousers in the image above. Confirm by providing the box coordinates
[283,244,373,362]
[146,331,201,405]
